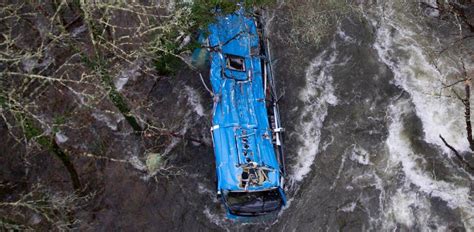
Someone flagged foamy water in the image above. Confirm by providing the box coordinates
[370,1,469,153]
[291,42,340,182]
[184,85,205,117]
[384,100,473,228]
[366,1,474,228]
[188,2,474,229]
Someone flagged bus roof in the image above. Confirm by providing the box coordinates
[208,10,281,192]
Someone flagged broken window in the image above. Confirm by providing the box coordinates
[226,55,245,72]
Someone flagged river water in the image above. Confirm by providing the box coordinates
[8,0,468,231]
[172,0,473,231]
[2,0,473,230]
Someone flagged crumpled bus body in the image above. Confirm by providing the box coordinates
[207,9,287,219]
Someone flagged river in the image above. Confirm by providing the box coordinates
[1,0,473,231]
[185,0,473,231]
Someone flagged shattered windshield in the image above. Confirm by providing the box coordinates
[225,189,282,216]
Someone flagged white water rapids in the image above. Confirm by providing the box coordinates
[279,0,473,230]
[292,41,339,182]
[178,1,474,230]
[368,1,473,229]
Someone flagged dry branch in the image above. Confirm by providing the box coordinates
[463,78,474,151]
[439,135,474,170]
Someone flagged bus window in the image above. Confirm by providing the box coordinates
[226,55,246,72]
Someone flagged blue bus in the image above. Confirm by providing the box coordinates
[206,8,287,218]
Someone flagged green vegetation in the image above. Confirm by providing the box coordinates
[0,77,6,109]
[82,54,143,132]
[53,116,66,126]
[1,2,277,228]
[190,0,276,29]
[19,114,82,191]
[22,116,81,190]
[53,116,66,133]
[154,39,191,76]
[0,93,5,109]
[152,0,276,75]
[22,116,51,148]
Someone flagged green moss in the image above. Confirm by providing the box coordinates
[0,79,7,109]
[36,136,52,148]
[0,95,6,109]
[109,89,142,132]
[20,116,52,149]
[52,116,67,133]
[54,116,66,125]
[80,54,107,73]
[18,114,81,190]
[23,117,42,140]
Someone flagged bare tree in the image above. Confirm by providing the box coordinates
[0,1,212,229]
[434,0,474,171]
[0,184,94,230]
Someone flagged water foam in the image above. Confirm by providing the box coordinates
[114,60,142,91]
[349,144,371,166]
[184,85,205,117]
[203,207,230,231]
[339,202,357,213]
[291,46,339,182]
[384,189,433,229]
[363,3,474,228]
[55,131,69,143]
[371,1,469,153]
[386,100,473,228]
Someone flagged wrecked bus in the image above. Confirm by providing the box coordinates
[206,8,287,219]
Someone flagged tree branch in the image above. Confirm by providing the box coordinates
[439,135,474,171]
[463,78,474,151]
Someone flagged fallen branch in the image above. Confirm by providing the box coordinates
[439,135,474,171]
[442,78,466,88]
[463,78,474,151]
[167,131,207,145]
